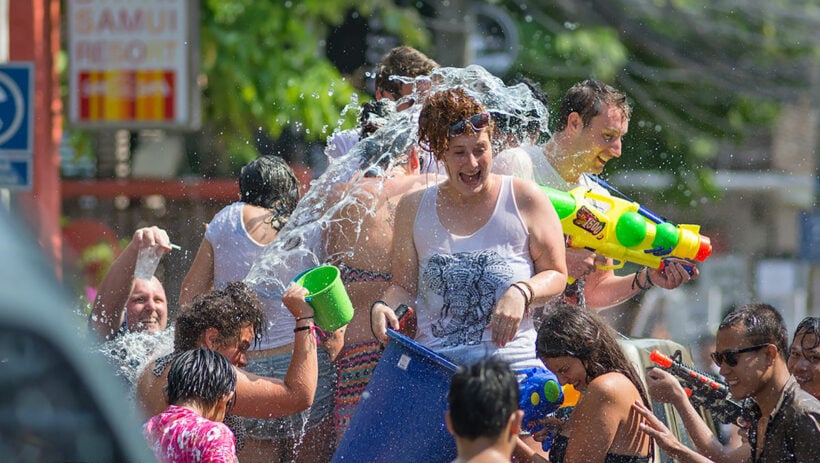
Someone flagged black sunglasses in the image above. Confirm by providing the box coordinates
[711,343,770,367]
[447,112,491,138]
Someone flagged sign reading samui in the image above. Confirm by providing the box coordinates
[67,0,198,128]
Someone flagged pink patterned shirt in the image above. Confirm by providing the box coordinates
[144,405,238,463]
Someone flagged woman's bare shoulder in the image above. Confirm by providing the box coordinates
[587,371,640,403]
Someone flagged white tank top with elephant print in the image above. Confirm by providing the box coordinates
[412,175,544,370]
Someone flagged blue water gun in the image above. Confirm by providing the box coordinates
[517,367,564,451]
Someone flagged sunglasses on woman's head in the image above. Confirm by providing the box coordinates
[711,343,770,367]
[447,112,491,138]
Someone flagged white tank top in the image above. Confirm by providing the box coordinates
[412,175,543,370]
[206,202,293,350]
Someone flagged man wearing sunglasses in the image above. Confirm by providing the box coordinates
[494,80,696,311]
[639,303,820,463]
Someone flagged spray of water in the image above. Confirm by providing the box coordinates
[87,64,553,405]
[243,64,552,347]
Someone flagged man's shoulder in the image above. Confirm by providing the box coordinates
[788,384,820,418]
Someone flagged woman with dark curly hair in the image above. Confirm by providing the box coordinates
[534,304,652,463]
[789,316,820,400]
[136,281,318,452]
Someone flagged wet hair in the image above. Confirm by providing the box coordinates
[719,303,789,361]
[174,281,266,352]
[375,46,438,98]
[555,79,631,132]
[165,348,236,407]
[536,303,651,408]
[793,317,820,351]
[448,358,519,440]
[418,87,494,159]
[239,156,300,230]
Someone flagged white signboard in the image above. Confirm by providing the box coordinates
[67,0,199,129]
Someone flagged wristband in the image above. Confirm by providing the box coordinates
[516,280,535,302]
[510,283,530,306]
[295,316,314,322]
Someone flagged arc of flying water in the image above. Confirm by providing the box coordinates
[243,64,553,340]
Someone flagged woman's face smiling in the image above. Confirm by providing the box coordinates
[441,129,492,195]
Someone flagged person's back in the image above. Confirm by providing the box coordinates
[326,100,430,439]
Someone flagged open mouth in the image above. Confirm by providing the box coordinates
[459,170,482,187]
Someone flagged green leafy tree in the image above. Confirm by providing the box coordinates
[500,0,818,201]
[199,0,428,171]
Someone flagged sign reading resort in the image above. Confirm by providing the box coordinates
[67,0,199,129]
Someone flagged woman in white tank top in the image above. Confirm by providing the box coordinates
[370,87,568,459]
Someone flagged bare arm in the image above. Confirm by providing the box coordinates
[232,284,318,417]
[135,361,168,419]
[179,238,215,307]
[514,177,568,304]
[90,227,171,340]
[632,400,717,463]
[489,178,567,346]
[583,261,697,311]
[371,191,422,344]
[645,368,750,463]
[562,373,646,463]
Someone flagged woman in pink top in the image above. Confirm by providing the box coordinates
[144,348,239,463]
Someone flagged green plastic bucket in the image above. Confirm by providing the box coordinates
[294,265,354,332]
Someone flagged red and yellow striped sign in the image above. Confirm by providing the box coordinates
[78,70,174,122]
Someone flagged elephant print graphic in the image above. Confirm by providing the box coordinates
[422,249,514,347]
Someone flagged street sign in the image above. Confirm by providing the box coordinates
[0,63,34,190]
[66,0,200,129]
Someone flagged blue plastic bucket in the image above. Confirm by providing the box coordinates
[332,330,459,463]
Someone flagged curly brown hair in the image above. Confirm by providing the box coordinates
[174,281,266,351]
[418,87,494,160]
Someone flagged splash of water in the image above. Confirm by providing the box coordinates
[98,329,174,393]
[244,64,551,345]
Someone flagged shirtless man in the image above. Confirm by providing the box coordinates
[325,101,429,440]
